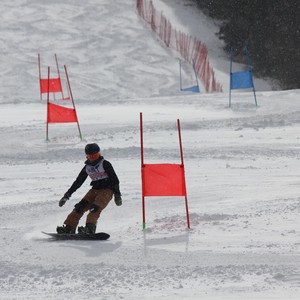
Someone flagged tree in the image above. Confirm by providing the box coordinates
[193,0,300,89]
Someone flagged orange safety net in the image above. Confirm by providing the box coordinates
[40,78,62,93]
[142,163,187,196]
[47,102,78,123]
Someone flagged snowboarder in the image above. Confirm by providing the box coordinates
[56,143,122,234]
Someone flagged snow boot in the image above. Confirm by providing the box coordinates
[56,224,76,234]
[77,223,96,234]
[77,226,85,234]
[86,223,96,234]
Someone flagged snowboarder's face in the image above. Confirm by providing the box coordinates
[86,152,100,161]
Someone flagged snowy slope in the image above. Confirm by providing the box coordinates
[0,0,299,299]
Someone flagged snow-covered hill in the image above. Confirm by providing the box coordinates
[0,0,299,299]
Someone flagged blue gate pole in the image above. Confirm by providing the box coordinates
[179,59,183,91]
[192,59,200,92]
[245,47,258,107]
[229,48,233,107]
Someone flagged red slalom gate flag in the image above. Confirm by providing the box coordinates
[142,163,186,196]
[140,112,190,229]
[47,102,78,123]
[40,78,62,93]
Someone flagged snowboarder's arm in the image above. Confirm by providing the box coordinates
[103,160,122,206]
[65,166,88,197]
[103,160,120,192]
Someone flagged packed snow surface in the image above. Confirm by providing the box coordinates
[0,0,299,299]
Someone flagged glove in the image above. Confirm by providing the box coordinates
[58,193,70,207]
[114,193,122,206]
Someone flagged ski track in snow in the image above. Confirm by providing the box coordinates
[1,0,300,299]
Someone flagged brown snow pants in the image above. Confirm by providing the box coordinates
[64,188,113,229]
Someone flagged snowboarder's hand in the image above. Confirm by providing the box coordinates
[59,193,70,207]
[114,193,122,206]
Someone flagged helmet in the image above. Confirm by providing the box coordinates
[85,143,100,155]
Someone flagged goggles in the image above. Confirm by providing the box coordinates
[86,153,100,161]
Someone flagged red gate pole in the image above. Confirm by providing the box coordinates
[54,54,65,100]
[177,119,190,229]
[63,64,71,101]
[64,65,83,140]
[38,53,42,100]
[140,112,146,229]
[46,67,50,141]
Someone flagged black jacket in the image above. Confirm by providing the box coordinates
[66,156,120,197]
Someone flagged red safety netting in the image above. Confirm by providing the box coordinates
[47,102,78,123]
[40,78,62,93]
[136,0,223,93]
[142,164,187,196]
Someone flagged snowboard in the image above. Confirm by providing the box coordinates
[42,231,110,240]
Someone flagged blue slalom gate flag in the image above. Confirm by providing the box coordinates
[231,70,254,89]
[181,85,200,93]
[229,47,257,107]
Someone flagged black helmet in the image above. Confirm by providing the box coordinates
[85,143,100,155]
